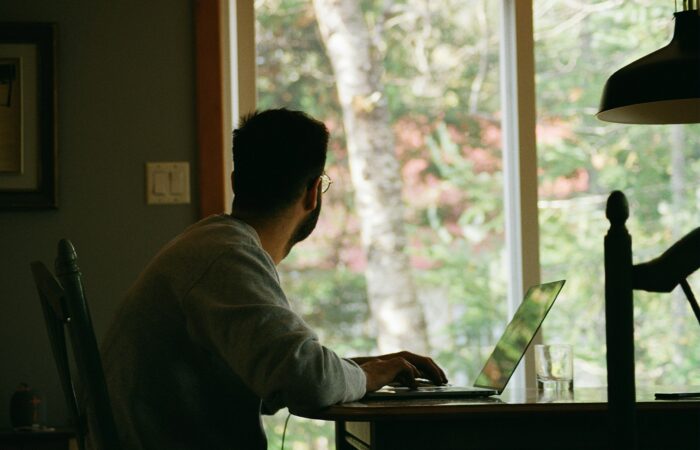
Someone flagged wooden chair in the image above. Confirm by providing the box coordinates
[30,239,120,450]
[604,191,700,449]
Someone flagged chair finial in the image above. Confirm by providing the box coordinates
[606,190,629,226]
[56,239,79,276]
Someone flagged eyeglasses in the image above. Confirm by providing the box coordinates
[320,172,333,193]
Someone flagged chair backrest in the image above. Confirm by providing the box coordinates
[30,239,120,450]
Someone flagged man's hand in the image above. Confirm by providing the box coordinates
[354,351,448,392]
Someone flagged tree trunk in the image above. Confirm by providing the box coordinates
[313,0,430,354]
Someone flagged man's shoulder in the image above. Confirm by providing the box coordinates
[176,216,285,304]
[138,215,269,283]
[170,215,260,257]
[119,215,278,313]
[180,215,277,275]
[187,214,260,245]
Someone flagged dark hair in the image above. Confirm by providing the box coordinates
[231,108,328,216]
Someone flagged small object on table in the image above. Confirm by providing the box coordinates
[9,383,47,430]
[535,344,574,391]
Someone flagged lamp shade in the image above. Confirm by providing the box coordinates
[597,9,700,124]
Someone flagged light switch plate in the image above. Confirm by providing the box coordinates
[146,162,191,204]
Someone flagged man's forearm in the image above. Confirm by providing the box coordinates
[350,352,403,365]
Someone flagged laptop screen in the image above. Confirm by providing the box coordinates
[473,280,566,393]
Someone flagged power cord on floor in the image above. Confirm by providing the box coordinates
[281,412,292,450]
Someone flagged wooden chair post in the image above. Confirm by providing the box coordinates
[30,261,85,449]
[604,191,637,449]
[54,239,120,450]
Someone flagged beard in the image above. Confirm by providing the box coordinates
[286,191,322,253]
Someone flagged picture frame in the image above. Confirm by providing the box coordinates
[0,23,57,209]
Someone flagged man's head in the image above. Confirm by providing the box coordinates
[231,108,329,217]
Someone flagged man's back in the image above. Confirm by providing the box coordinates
[100,215,365,449]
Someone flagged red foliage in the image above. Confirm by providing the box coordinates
[536,120,573,145]
[539,168,590,199]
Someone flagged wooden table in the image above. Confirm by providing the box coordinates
[297,387,700,450]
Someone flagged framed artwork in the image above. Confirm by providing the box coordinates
[0,23,56,209]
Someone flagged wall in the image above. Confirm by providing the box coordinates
[0,0,199,427]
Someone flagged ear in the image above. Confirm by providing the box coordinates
[302,177,321,212]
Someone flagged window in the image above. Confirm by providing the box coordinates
[252,0,533,446]
[534,0,700,387]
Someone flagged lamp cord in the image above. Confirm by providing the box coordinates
[280,412,292,450]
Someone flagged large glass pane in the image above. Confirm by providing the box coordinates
[255,0,507,447]
[534,0,700,388]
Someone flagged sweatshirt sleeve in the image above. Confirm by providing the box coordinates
[180,243,366,413]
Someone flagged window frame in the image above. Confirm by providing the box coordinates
[500,0,541,390]
[194,0,228,216]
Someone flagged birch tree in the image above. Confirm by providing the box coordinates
[313,0,430,354]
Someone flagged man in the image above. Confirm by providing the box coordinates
[100,108,447,449]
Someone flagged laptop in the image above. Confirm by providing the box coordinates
[364,280,566,399]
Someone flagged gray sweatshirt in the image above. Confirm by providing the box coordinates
[99,215,366,450]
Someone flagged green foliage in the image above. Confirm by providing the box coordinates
[280,268,376,355]
[263,411,334,450]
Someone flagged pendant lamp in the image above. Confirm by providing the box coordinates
[597,1,700,124]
